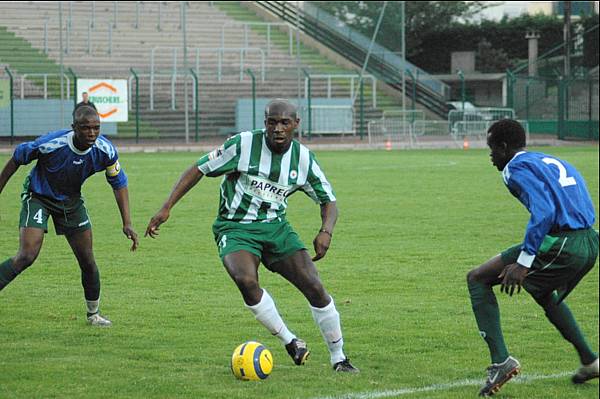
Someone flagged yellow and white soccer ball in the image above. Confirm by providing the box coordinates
[231,341,273,381]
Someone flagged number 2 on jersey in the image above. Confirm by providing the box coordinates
[542,157,576,187]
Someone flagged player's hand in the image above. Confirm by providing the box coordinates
[499,263,529,296]
[312,230,332,261]
[123,224,139,251]
[145,207,170,239]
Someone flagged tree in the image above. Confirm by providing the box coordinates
[315,1,489,59]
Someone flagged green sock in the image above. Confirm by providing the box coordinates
[0,258,19,290]
[81,268,100,302]
[468,280,510,364]
[537,292,598,365]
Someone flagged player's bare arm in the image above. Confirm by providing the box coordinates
[0,157,19,195]
[145,164,204,238]
[113,187,139,251]
[312,201,338,262]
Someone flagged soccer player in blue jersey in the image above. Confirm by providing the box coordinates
[0,106,139,326]
[467,119,599,396]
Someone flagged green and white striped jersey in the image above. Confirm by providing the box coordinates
[197,129,336,223]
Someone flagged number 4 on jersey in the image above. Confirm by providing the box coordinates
[543,157,577,188]
[33,209,44,224]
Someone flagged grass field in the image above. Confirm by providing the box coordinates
[0,146,598,399]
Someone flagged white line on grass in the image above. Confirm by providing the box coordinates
[312,372,571,399]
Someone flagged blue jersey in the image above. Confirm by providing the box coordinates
[13,129,127,201]
[502,151,595,267]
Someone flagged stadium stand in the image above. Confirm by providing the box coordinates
[0,1,423,140]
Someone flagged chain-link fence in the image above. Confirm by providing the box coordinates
[507,72,599,140]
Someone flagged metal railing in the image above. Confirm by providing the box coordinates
[20,73,71,99]
[305,74,377,108]
[254,1,450,118]
[150,46,265,91]
[221,21,296,56]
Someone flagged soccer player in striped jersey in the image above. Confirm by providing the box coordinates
[467,119,598,396]
[145,99,358,372]
[0,106,139,327]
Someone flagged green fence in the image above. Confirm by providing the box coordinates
[507,72,599,140]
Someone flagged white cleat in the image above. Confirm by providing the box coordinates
[87,313,112,327]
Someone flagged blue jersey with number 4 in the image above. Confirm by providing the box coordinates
[502,151,595,259]
[12,129,127,201]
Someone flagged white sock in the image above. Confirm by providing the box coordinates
[310,296,346,365]
[86,299,99,315]
[245,289,296,345]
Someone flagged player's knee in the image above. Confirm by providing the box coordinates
[466,268,480,285]
[233,273,260,293]
[303,281,329,307]
[12,252,38,271]
[78,260,97,273]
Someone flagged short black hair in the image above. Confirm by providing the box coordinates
[73,105,99,124]
[265,99,297,119]
[487,119,526,149]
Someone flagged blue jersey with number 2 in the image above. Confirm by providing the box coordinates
[12,129,127,201]
[502,151,595,259]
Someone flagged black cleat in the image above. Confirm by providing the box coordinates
[479,356,520,397]
[285,338,310,365]
[572,358,599,384]
[333,358,359,373]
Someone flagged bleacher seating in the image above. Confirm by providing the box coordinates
[0,1,400,138]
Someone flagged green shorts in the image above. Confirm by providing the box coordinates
[212,218,306,267]
[19,192,92,235]
[501,228,599,302]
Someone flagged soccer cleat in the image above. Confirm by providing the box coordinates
[572,358,599,384]
[285,338,310,365]
[479,356,520,397]
[87,313,112,327]
[333,358,359,373]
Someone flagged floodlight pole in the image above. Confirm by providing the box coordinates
[5,67,14,144]
[353,1,387,140]
[401,1,406,128]
[457,70,465,111]
[564,1,571,78]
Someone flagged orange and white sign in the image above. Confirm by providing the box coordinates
[77,79,128,122]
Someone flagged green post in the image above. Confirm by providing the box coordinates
[245,69,256,130]
[506,69,514,109]
[405,68,416,122]
[302,68,311,140]
[189,68,199,142]
[588,75,593,139]
[4,67,14,144]
[129,68,140,143]
[359,78,365,140]
[525,78,530,121]
[457,70,465,110]
[68,67,77,110]
[557,76,565,140]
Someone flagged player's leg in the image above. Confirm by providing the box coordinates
[270,250,357,372]
[65,229,109,326]
[0,227,45,290]
[1,193,49,290]
[223,250,299,352]
[524,229,599,383]
[466,254,511,364]
[531,291,597,365]
[467,254,521,396]
[222,250,262,305]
